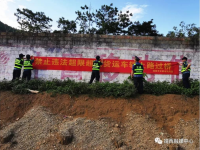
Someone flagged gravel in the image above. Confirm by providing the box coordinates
[0,107,199,150]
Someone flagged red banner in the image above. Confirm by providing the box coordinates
[32,57,179,75]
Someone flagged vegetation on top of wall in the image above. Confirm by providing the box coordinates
[166,21,199,48]
[0,2,195,47]
[0,78,199,98]
[1,2,198,47]
[14,8,53,33]
[12,4,199,37]
[14,4,162,36]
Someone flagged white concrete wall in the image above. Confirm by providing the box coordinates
[0,45,199,83]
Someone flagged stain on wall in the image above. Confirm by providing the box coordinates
[0,51,10,80]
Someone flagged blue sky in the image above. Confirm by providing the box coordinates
[0,0,199,35]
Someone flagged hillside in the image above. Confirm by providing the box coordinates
[0,91,199,150]
[0,21,18,32]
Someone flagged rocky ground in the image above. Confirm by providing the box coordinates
[0,91,199,150]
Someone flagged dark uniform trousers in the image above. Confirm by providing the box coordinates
[133,77,143,94]
[12,70,21,80]
[22,70,32,81]
[182,73,190,88]
[89,70,100,84]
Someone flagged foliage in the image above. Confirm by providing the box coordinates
[166,21,199,46]
[143,73,148,78]
[11,4,198,37]
[127,77,199,97]
[14,8,53,33]
[118,10,133,35]
[127,72,148,81]
[0,21,19,32]
[57,17,77,33]
[94,3,120,35]
[75,5,96,34]
[144,79,199,97]
[88,80,136,98]
[73,3,161,35]
[0,78,198,97]
[128,19,162,36]
[0,79,136,98]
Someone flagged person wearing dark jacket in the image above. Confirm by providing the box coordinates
[89,56,103,84]
[131,56,144,94]
[22,55,34,81]
[178,57,191,88]
[12,53,25,80]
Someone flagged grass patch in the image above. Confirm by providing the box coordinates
[0,78,199,97]
[0,79,136,98]
[142,78,198,97]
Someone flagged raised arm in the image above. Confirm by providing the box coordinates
[178,62,183,66]
[30,56,34,64]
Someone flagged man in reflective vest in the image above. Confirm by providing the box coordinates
[178,57,191,88]
[22,54,34,81]
[89,56,103,84]
[131,56,144,94]
[12,53,25,80]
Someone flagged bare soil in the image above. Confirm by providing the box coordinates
[0,91,199,150]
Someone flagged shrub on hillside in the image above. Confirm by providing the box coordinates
[128,77,199,97]
[0,78,199,97]
[0,79,137,98]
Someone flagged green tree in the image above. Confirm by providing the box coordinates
[75,5,96,34]
[118,11,133,35]
[57,17,77,33]
[166,21,199,44]
[166,31,176,37]
[94,3,119,35]
[167,21,198,37]
[69,3,162,36]
[128,19,162,36]
[14,8,53,33]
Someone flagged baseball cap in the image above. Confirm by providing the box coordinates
[135,56,140,61]
[19,53,25,57]
[181,57,187,61]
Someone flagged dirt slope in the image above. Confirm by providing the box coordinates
[0,91,199,149]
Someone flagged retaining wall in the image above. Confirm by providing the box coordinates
[0,32,199,82]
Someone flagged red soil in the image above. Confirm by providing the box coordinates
[0,91,199,137]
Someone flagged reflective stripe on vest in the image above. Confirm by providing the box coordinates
[24,60,33,70]
[92,61,100,71]
[14,58,23,69]
[133,63,143,75]
[181,62,191,73]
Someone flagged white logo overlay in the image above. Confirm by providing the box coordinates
[155,137,163,144]
[155,137,193,144]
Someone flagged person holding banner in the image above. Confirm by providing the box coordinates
[12,53,25,81]
[22,55,34,81]
[89,56,103,84]
[178,57,191,88]
[131,56,144,94]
